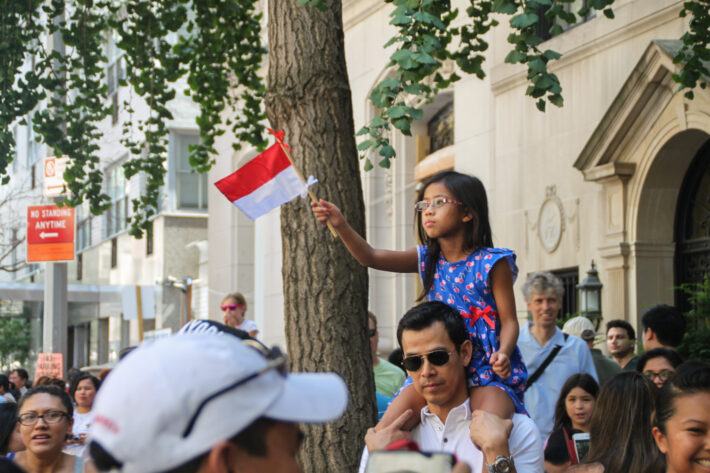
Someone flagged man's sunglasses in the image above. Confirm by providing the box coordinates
[221,304,244,311]
[401,349,455,372]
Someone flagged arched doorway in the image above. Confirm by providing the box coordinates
[675,138,710,309]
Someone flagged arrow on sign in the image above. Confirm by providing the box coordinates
[39,232,59,239]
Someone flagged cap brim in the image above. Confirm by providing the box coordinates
[264,372,348,423]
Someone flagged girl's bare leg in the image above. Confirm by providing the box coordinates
[469,385,514,419]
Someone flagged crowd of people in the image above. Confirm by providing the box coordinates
[0,170,707,473]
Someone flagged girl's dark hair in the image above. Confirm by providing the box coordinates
[0,375,10,393]
[69,372,101,400]
[18,385,73,420]
[655,360,710,434]
[582,372,664,473]
[0,403,18,455]
[636,347,683,374]
[416,171,493,300]
[552,373,599,432]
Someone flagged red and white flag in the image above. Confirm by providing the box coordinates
[214,131,316,220]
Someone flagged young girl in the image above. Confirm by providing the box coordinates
[312,170,528,424]
[546,374,599,465]
[221,292,259,338]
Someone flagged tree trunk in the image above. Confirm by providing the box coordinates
[265,1,375,471]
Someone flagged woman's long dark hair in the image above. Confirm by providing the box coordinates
[582,372,664,473]
[416,171,493,300]
[0,403,18,455]
[552,373,599,432]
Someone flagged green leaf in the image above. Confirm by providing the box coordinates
[356,126,369,136]
[492,0,518,15]
[603,8,614,19]
[528,58,547,74]
[380,144,396,159]
[364,158,374,171]
[510,13,539,29]
[357,140,374,151]
[505,50,526,64]
[542,49,561,61]
[387,104,409,119]
[536,99,546,112]
[549,94,564,107]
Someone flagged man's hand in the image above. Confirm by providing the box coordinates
[469,410,514,465]
[365,409,413,452]
[490,352,511,379]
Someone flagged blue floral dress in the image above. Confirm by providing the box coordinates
[418,245,528,414]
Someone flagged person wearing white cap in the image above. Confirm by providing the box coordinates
[562,316,620,387]
[87,327,348,473]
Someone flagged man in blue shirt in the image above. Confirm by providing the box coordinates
[517,272,598,440]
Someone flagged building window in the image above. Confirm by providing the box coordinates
[105,30,125,126]
[173,132,207,210]
[77,204,92,251]
[77,253,83,281]
[427,102,454,154]
[105,164,128,237]
[551,267,579,318]
[146,223,153,256]
[27,113,41,168]
[111,237,118,268]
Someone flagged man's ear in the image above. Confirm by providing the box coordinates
[204,441,235,473]
[459,339,473,366]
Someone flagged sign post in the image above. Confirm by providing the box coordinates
[27,205,74,372]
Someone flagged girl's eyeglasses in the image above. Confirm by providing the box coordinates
[18,410,69,426]
[414,198,462,212]
[401,349,455,372]
[643,370,674,382]
[221,304,244,311]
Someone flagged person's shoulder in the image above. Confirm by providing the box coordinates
[511,413,540,437]
[377,358,404,374]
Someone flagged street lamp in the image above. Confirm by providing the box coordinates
[577,260,603,329]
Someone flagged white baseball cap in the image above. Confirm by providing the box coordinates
[90,333,348,473]
[562,316,596,341]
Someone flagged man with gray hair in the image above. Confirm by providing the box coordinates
[517,271,597,439]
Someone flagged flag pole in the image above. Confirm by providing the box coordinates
[272,135,338,238]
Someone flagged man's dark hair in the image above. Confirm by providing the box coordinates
[91,417,280,473]
[605,319,635,340]
[636,348,683,373]
[11,369,28,381]
[641,305,686,348]
[397,302,468,351]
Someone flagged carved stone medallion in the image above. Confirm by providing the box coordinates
[538,186,565,253]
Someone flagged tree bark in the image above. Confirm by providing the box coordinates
[265,1,375,471]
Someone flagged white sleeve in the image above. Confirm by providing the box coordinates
[358,447,369,473]
[509,414,544,473]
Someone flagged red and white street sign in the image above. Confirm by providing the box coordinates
[27,205,75,262]
[43,156,70,198]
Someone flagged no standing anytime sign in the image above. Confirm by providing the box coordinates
[27,205,75,262]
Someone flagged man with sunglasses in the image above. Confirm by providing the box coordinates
[88,325,347,473]
[359,302,543,473]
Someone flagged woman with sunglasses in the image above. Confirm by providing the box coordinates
[221,292,258,338]
[12,385,95,473]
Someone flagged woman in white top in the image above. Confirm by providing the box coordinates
[64,374,100,458]
[221,292,259,337]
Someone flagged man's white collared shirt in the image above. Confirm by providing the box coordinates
[358,400,543,473]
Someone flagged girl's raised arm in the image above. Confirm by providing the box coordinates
[311,199,418,273]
